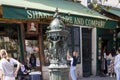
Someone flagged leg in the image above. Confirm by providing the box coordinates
[118,71,120,80]
[116,73,119,80]
[115,71,120,80]
[70,67,76,80]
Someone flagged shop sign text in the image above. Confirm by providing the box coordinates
[27,10,105,28]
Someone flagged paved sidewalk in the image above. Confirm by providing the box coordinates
[78,76,116,80]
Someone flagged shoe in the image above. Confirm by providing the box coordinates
[106,73,109,76]
[110,74,112,77]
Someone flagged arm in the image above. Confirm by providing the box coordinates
[67,50,72,61]
[114,56,118,66]
[15,61,21,76]
[10,58,21,77]
[0,68,3,80]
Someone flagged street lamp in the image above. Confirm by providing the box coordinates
[46,9,69,80]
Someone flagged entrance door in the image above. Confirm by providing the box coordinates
[82,28,92,77]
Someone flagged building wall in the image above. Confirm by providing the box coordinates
[97,0,119,7]
[77,27,83,77]
[78,0,120,8]
[80,0,88,7]
[92,28,97,75]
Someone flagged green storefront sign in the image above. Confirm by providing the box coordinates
[2,5,117,29]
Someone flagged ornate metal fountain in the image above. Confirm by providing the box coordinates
[46,9,69,80]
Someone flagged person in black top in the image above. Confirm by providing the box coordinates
[29,53,36,69]
[67,50,78,80]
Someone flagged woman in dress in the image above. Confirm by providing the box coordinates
[107,53,115,77]
[0,49,21,80]
[107,48,116,77]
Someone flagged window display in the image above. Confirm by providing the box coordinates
[0,27,19,59]
[0,36,19,59]
[25,40,40,70]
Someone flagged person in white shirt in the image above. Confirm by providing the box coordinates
[0,49,21,80]
[0,55,3,80]
[114,49,120,80]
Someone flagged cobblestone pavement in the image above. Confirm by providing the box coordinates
[78,76,116,80]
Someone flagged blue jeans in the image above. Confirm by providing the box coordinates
[70,66,76,80]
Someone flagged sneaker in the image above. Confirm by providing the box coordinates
[106,73,109,76]
[110,74,112,77]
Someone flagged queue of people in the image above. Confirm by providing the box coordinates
[100,47,120,80]
[101,48,116,77]
[1,47,120,80]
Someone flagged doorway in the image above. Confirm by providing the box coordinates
[82,28,92,77]
[101,40,109,55]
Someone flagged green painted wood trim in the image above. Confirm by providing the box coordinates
[17,25,24,61]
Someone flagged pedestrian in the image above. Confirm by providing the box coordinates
[17,62,31,80]
[67,50,78,80]
[101,55,106,76]
[107,52,115,77]
[0,52,3,80]
[114,48,120,80]
[100,49,108,77]
[29,53,36,69]
[45,54,50,66]
[0,49,21,80]
[106,48,116,77]
[103,50,108,75]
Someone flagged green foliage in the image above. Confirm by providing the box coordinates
[88,2,111,12]
[88,2,102,12]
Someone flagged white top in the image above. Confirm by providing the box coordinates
[29,71,41,75]
[114,54,120,72]
[104,52,107,59]
[0,58,18,77]
[68,57,73,67]
[0,60,2,78]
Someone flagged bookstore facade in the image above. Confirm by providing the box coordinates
[0,0,118,78]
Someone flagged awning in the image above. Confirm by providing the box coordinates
[102,7,120,17]
[0,0,118,29]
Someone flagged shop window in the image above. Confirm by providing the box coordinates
[25,40,40,68]
[67,26,81,64]
[24,22,40,70]
[41,24,51,66]
[0,26,19,60]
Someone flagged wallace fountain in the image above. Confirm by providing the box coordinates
[46,9,69,80]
